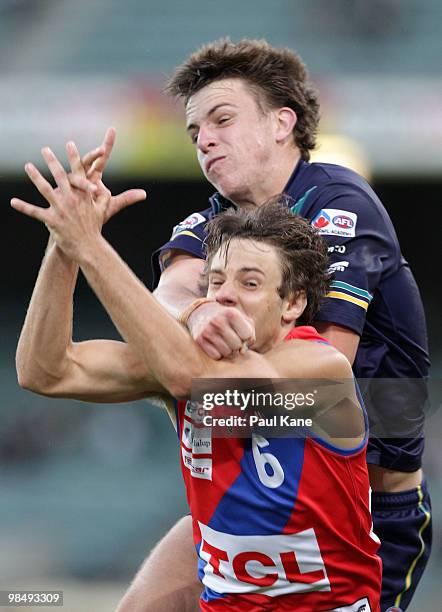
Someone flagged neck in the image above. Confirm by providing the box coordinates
[231,149,301,209]
[258,323,296,354]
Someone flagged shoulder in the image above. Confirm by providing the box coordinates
[289,162,390,230]
[266,339,352,380]
[171,207,213,235]
[294,162,381,210]
[303,162,371,192]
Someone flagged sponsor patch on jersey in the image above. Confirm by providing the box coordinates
[171,212,206,239]
[182,400,213,464]
[182,448,212,480]
[328,260,349,273]
[199,522,330,596]
[312,209,331,229]
[311,209,357,237]
[328,597,372,611]
[184,400,206,422]
[182,420,212,454]
[327,244,347,254]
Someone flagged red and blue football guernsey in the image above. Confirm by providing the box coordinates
[176,326,381,611]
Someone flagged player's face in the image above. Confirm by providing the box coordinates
[207,238,294,352]
[186,79,278,205]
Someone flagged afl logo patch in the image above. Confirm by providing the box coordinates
[333,214,354,229]
[311,208,357,237]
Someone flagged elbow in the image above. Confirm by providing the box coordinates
[16,359,62,396]
[16,370,29,390]
[17,369,45,394]
[166,362,204,401]
[167,375,193,402]
[16,358,38,392]
[15,353,29,390]
[16,369,50,395]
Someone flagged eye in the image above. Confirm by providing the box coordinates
[244,280,258,288]
[217,115,231,125]
[189,131,198,144]
[209,277,224,287]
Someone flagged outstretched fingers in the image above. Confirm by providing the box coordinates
[67,141,86,177]
[41,147,71,193]
[23,162,56,206]
[68,173,98,194]
[67,141,98,194]
[10,197,49,223]
[108,188,147,217]
[81,146,105,173]
[86,127,116,182]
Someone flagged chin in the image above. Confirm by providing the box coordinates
[215,178,243,201]
[216,182,236,200]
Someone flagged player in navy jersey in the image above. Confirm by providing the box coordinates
[121,40,430,611]
[13,164,382,609]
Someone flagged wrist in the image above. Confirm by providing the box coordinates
[179,297,216,327]
[44,239,78,273]
[76,234,109,268]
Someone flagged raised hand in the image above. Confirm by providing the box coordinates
[11,143,113,262]
[70,127,146,223]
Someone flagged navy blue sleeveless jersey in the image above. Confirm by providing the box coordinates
[152,160,430,471]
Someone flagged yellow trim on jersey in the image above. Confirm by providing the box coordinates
[171,230,202,241]
[394,485,432,608]
[326,290,369,311]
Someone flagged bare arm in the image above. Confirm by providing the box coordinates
[16,236,78,391]
[313,322,360,365]
[14,141,156,403]
[15,235,164,401]
[153,251,205,317]
[70,238,354,399]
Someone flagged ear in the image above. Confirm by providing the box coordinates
[282,290,307,325]
[274,107,297,144]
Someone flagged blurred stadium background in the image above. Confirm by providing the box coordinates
[0,1,441,610]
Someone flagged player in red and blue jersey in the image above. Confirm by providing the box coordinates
[174,204,381,610]
[14,167,382,609]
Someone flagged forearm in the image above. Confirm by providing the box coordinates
[153,285,199,319]
[153,256,204,319]
[79,238,207,397]
[16,236,79,389]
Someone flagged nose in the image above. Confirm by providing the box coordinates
[214,281,238,307]
[197,124,217,154]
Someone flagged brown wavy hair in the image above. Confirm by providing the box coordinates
[167,38,320,161]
